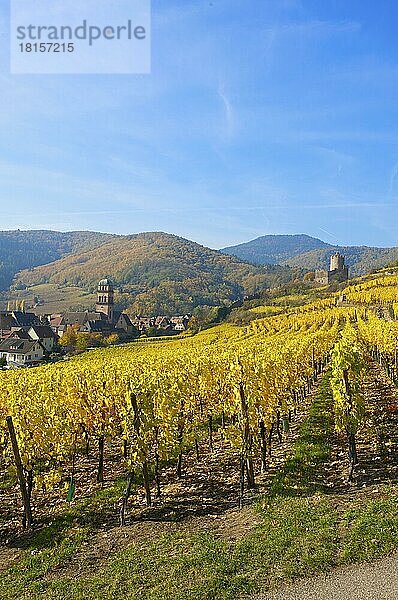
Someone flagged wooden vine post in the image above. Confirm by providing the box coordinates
[342,369,358,481]
[239,381,255,494]
[97,435,105,483]
[6,416,33,529]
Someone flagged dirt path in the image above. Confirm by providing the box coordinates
[261,554,398,600]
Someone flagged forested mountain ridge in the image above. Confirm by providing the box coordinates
[222,234,398,276]
[11,232,299,314]
[0,230,117,290]
[282,246,398,275]
[221,234,328,265]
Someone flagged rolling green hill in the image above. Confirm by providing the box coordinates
[0,230,117,290]
[11,232,299,314]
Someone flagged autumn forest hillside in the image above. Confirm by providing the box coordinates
[11,232,298,314]
[0,230,117,290]
[4,230,398,315]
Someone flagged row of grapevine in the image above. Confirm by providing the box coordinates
[330,324,366,481]
[343,273,398,306]
[357,312,398,383]
[0,306,355,528]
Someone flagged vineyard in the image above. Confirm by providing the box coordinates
[2,270,398,598]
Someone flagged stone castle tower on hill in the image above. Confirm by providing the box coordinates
[315,252,348,285]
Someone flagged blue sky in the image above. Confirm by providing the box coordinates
[1,0,398,248]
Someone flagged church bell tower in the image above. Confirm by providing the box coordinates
[96,278,114,322]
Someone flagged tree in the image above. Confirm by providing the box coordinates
[75,334,89,353]
[59,325,80,351]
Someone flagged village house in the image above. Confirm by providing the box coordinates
[27,325,59,353]
[81,319,114,335]
[0,338,45,367]
[50,311,106,336]
[114,312,137,336]
[0,313,16,338]
[131,316,156,332]
[0,309,59,367]
[170,316,191,331]
[131,314,191,333]
[6,329,31,341]
[0,310,41,338]
[11,310,41,328]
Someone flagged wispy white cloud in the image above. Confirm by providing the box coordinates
[217,82,235,139]
[317,227,343,244]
